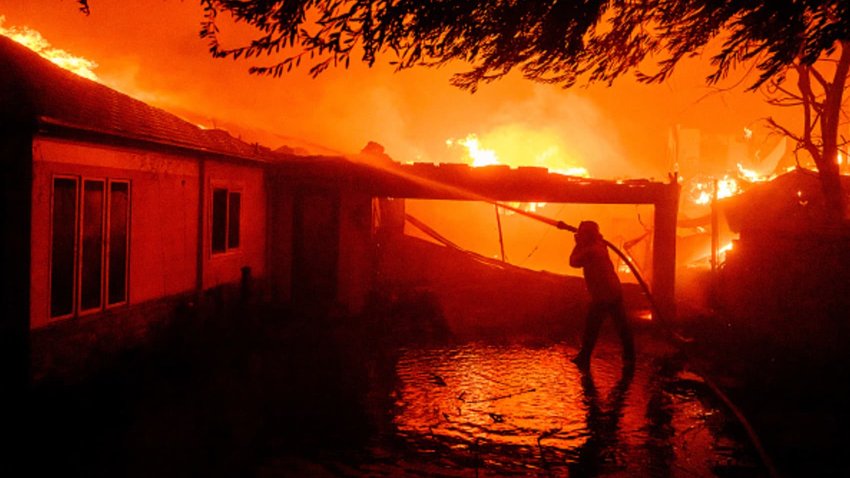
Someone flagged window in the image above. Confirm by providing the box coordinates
[50,178,78,318]
[211,187,241,254]
[80,179,105,312]
[107,181,130,305]
[49,176,130,319]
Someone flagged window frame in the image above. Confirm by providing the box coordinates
[209,181,243,256]
[48,175,80,321]
[77,178,107,316]
[48,175,132,320]
[105,179,131,309]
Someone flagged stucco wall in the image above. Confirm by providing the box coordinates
[30,137,267,329]
[337,192,375,315]
[202,159,267,291]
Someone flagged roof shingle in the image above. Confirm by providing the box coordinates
[0,35,272,162]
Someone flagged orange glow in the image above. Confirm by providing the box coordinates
[0,16,99,81]
[448,134,499,167]
[636,310,653,321]
[2,0,798,176]
[689,175,741,206]
[736,163,775,183]
[392,345,589,451]
[447,132,589,214]
[447,132,590,177]
[4,1,808,284]
[687,161,797,207]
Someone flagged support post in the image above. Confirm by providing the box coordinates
[651,175,680,324]
[494,203,506,262]
[711,178,719,273]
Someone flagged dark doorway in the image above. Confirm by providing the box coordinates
[292,190,340,310]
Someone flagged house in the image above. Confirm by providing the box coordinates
[1,33,682,384]
[718,169,850,332]
[0,35,277,380]
[0,35,384,384]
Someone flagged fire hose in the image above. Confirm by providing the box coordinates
[349,152,776,475]
[489,201,780,478]
[491,202,676,332]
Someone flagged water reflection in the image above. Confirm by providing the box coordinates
[382,341,765,477]
[568,365,634,477]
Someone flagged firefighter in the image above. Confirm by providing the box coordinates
[564,220,635,369]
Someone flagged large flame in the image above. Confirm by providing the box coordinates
[687,161,801,207]
[447,133,590,214]
[447,133,590,177]
[0,16,99,81]
[448,134,499,167]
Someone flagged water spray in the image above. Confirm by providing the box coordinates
[345,153,776,477]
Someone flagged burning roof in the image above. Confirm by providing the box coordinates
[721,168,850,235]
[0,35,273,162]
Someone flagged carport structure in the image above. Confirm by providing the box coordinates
[271,156,680,323]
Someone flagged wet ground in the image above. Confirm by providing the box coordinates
[255,335,765,477]
[28,311,769,477]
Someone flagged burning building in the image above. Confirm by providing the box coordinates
[0,33,381,380]
[0,35,276,379]
[718,169,850,337]
[2,32,684,382]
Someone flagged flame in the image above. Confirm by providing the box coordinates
[0,16,99,81]
[839,151,850,174]
[448,134,499,167]
[447,133,589,214]
[447,132,589,177]
[736,163,775,183]
[688,174,741,206]
[687,160,800,207]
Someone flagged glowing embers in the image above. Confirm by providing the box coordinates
[0,16,99,81]
[688,175,741,206]
[686,163,799,207]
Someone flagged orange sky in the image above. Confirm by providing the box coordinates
[2,0,796,180]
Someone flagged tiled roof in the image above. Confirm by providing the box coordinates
[0,35,272,162]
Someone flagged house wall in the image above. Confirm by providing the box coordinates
[202,159,267,293]
[291,188,341,310]
[267,175,294,303]
[337,192,375,315]
[31,137,200,329]
[30,137,268,331]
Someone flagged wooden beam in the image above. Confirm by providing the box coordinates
[651,176,681,323]
[274,161,672,204]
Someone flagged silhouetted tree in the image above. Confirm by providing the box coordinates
[762,45,850,221]
[78,0,850,219]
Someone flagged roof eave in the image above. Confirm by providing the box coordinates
[35,115,273,166]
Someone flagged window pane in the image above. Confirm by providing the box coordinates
[228,192,241,249]
[80,180,104,311]
[107,182,129,305]
[50,178,78,317]
[212,188,227,253]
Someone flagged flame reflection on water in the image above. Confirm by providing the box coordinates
[385,342,763,476]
